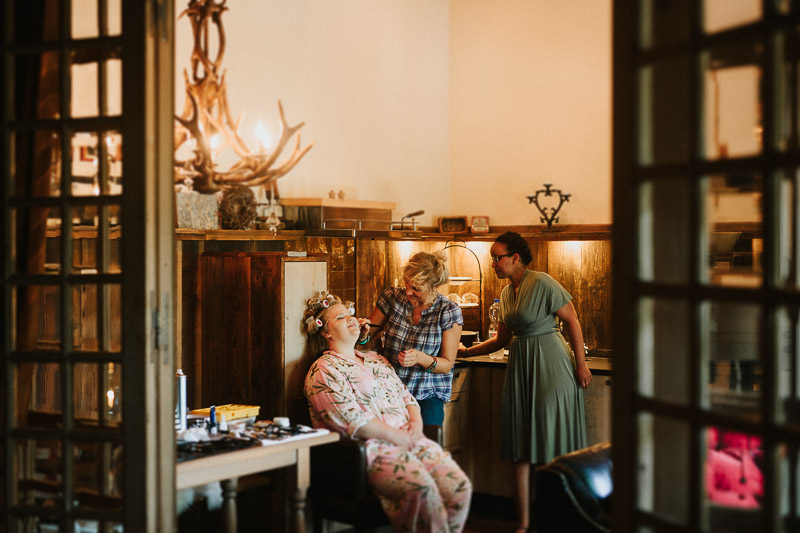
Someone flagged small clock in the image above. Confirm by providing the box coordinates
[471,216,489,233]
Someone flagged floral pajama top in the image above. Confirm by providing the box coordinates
[305,350,472,533]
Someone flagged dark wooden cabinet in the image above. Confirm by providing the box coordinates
[199,252,327,422]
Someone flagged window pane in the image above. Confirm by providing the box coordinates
[72,0,99,40]
[71,132,101,196]
[637,413,690,524]
[639,0,691,49]
[639,178,692,283]
[11,207,63,275]
[701,42,763,160]
[73,285,99,352]
[706,301,762,416]
[73,362,122,426]
[777,307,799,423]
[776,0,791,14]
[71,62,98,118]
[703,0,762,34]
[11,285,62,352]
[14,52,61,120]
[104,59,123,116]
[103,131,123,195]
[33,518,63,532]
[638,57,693,165]
[704,425,764,530]
[71,48,123,118]
[72,221,122,275]
[11,130,62,197]
[71,282,96,353]
[70,283,122,353]
[774,31,794,153]
[106,0,122,36]
[74,441,123,512]
[14,438,62,507]
[638,298,691,404]
[704,174,763,287]
[777,170,797,288]
[26,363,63,426]
[0,442,4,502]
[780,444,798,527]
[108,284,122,352]
[13,0,61,43]
[69,130,122,197]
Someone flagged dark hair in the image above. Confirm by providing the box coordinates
[495,231,532,265]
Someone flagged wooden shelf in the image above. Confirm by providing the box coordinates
[174,224,612,242]
[279,197,395,210]
[414,224,613,241]
[176,229,306,241]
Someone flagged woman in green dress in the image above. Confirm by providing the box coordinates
[457,231,592,532]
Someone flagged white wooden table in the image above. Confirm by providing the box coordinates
[176,431,339,532]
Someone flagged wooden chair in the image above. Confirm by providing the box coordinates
[308,437,389,533]
[308,426,442,532]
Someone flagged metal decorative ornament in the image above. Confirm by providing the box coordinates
[527,183,571,228]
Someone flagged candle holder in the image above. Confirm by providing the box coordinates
[527,183,571,228]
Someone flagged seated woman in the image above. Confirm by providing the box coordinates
[302,291,472,532]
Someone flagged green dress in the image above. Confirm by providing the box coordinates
[500,269,587,463]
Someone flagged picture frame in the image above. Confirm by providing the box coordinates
[471,216,489,233]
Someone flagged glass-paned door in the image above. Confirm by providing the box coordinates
[2,0,175,531]
[614,1,800,531]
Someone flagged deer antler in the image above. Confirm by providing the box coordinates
[174,0,313,194]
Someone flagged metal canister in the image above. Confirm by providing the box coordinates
[175,369,188,431]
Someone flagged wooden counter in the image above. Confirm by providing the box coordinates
[447,354,612,499]
[456,352,612,375]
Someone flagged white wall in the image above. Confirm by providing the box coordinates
[174,1,612,226]
[449,0,612,225]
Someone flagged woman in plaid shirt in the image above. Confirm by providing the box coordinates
[363,252,464,435]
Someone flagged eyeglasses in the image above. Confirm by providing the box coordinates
[491,253,514,263]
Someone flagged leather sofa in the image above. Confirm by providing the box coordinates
[534,442,612,533]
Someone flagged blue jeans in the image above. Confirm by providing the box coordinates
[417,397,444,425]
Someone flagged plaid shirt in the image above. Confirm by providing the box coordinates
[376,287,463,402]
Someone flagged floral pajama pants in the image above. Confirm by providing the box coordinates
[366,437,472,533]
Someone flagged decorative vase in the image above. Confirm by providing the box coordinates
[176,189,220,229]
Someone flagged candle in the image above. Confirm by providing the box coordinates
[254,120,272,154]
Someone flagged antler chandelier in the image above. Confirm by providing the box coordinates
[174,0,313,194]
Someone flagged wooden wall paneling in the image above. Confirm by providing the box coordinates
[466,367,493,492]
[468,366,513,497]
[33,362,60,415]
[305,236,357,304]
[249,255,286,420]
[488,367,513,497]
[178,238,288,409]
[200,253,259,411]
[546,240,612,349]
[181,240,204,409]
[199,252,327,422]
[386,239,404,289]
[356,238,388,317]
[528,239,550,272]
